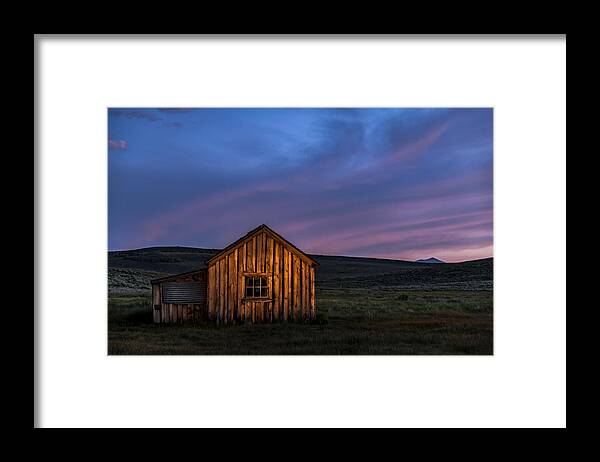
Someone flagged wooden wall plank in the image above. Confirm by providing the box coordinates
[290,255,295,321]
[214,264,218,324]
[255,235,260,272]
[225,253,231,323]
[207,266,212,320]
[284,249,291,321]
[256,232,264,273]
[282,249,288,321]
[229,250,238,324]
[248,237,256,272]
[238,245,245,322]
[265,236,273,274]
[310,266,316,321]
[152,285,159,323]
[302,262,308,321]
[273,243,280,321]
[265,236,273,321]
[288,252,295,321]
[304,261,308,321]
[219,259,226,325]
[305,263,310,321]
[152,284,159,305]
[225,256,230,324]
[212,264,217,321]
[293,254,300,321]
[207,265,215,321]
[265,302,271,324]
[262,232,268,273]
[290,251,294,321]
[299,261,303,321]
[225,258,229,325]
[280,245,285,321]
[255,301,261,323]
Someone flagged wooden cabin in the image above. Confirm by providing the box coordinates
[151,224,318,325]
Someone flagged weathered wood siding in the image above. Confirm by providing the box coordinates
[206,230,316,325]
[152,270,208,324]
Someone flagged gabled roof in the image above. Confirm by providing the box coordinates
[206,224,318,266]
[150,267,207,284]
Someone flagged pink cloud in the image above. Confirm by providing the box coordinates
[108,139,128,150]
[111,110,162,122]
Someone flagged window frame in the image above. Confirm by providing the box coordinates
[161,281,205,304]
[243,272,271,300]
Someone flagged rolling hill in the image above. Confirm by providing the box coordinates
[108,247,492,294]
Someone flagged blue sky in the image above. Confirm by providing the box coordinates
[108,108,493,262]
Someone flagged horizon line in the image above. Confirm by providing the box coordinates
[107,244,493,264]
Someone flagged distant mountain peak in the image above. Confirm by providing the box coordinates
[415,257,445,264]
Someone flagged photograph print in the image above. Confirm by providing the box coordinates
[108,108,493,355]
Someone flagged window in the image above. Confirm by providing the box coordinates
[162,282,205,303]
[245,276,268,298]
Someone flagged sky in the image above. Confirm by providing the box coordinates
[108,108,493,262]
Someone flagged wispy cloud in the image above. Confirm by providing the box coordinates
[110,109,162,122]
[108,139,128,150]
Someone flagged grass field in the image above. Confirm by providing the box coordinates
[108,248,493,355]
